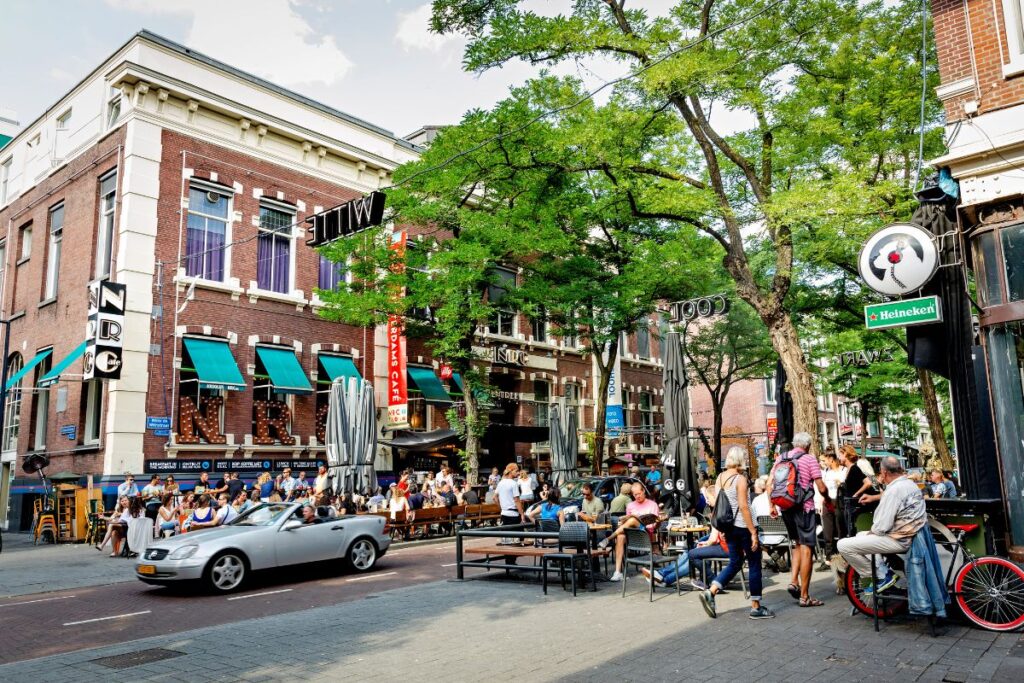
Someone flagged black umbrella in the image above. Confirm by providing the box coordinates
[774,359,794,455]
[660,332,698,512]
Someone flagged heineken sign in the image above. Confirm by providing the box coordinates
[864,296,943,330]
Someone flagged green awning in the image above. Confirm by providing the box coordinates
[318,355,361,384]
[449,373,465,395]
[182,337,246,391]
[39,341,89,387]
[407,367,452,405]
[6,348,52,390]
[256,346,312,395]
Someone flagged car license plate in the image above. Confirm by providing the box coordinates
[138,564,156,575]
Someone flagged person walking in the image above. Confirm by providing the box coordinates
[770,432,827,607]
[699,446,774,620]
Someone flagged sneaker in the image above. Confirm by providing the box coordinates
[609,571,623,582]
[653,570,664,584]
[690,579,707,590]
[597,538,610,550]
[749,606,776,620]
[699,589,717,619]
[641,568,666,586]
[864,571,897,595]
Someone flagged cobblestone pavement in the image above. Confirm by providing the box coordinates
[1,566,1021,682]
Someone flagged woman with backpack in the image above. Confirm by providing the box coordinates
[699,446,775,620]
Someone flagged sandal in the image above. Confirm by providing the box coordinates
[799,597,825,607]
[787,583,800,599]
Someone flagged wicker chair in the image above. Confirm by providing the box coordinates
[541,522,593,596]
[622,527,683,601]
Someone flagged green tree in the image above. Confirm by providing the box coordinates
[425,0,943,455]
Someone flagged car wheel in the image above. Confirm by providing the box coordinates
[347,537,377,573]
[205,551,247,593]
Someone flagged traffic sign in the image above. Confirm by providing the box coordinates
[865,296,943,330]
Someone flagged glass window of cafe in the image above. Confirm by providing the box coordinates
[985,321,1024,543]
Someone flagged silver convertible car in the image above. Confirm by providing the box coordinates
[134,502,389,592]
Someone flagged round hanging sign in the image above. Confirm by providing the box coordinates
[858,223,939,296]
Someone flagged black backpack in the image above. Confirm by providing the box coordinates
[711,474,739,532]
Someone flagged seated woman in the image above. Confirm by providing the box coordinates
[97,496,130,553]
[527,487,564,525]
[156,493,180,537]
[187,494,217,531]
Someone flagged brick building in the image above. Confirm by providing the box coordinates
[929,0,1024,555]
[0,31,667,530]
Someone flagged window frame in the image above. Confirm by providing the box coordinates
[95,170,118,279]
[56,108,72,131]
[531,308,548,343]
[44,202,64,300]
[1002,0,1024,77]
[19,224,32,261]
[639,391,654,448]
[487,266,517,337]
[178,341,228,441]
[256,199,296,294]
[0,157,11,206]
[185,181,232,283]
[82,379,103,445]
[106,85,122,129]
[764,377,777,404]
[32,351,53,450]
[2,353,24,452]
[636,324,651,360]
[533,380,550,427]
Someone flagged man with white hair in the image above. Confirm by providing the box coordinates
[769,432,826,606]
[838,456,927,595]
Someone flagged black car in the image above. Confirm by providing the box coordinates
[558,476,654,510]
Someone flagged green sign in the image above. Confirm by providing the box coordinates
[864,296,943,330]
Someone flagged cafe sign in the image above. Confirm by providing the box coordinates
[84,280,126,380]
[306,192,386,247]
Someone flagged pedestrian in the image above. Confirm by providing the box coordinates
[487,467,501,492]
[518,470,535,505]
[699,446,775,619]
[770,432,827,607]
[496,463,524,546]
[821,452,846,561]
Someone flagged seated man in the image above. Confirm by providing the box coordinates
[598,483,662,581]
[577,483,605,523]
[214,493,239,526]
[609,483,633,515]
[301,504,324,525]
[838,456,927,594]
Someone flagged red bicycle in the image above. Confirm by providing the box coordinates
[846,520,1024,632]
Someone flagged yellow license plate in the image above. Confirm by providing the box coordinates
[138,564,156,575]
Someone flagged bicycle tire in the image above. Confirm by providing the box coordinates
[844,566,908,619]
[954,556,1024,632]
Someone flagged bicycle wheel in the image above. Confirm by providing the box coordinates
[845,566,908,619]
[954,556,1024,632]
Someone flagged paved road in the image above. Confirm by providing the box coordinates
[0,540,457,664]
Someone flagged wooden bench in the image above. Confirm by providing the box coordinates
[458,503,502,527]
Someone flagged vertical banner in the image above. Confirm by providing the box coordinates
[604,346,624,436]
[84,280,127,380]
[766,417,778,446]
[386,231,409,428]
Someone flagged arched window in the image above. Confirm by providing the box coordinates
[3,353,24,452]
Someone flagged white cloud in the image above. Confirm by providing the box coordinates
[395,3,460,52]
[104,0,352,88]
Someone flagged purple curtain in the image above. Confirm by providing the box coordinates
[258,233,289,293]
[318,254,343,290]
[185,217,224,281]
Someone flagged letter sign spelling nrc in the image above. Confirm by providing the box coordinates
[306,192,386,247]
[84,280,127,381]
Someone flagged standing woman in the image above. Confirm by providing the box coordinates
[518,470,535,506]
[699,446,774,620]
[820,452,847,560]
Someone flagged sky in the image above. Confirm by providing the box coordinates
[0,0,748,139]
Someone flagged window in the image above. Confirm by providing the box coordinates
[32,353,53,450]
[487,266,516,336]
[2,353,24,452]
[562,311,580,348]
[0,157,11,205]
[95,171,117,278]
[636,325,650,360]
[764,377,777,403]
[531,308,547,343]
[1002,223,1024,302]
[639,392,654,448]
[565,382,580,424]
[318,254,346,290]
[19,224,31,260]
[185,184,230,281]
[179,342,225,437]
[867,420,880,438]
[106,85,122,128]
[56,109,72,131]
[534,380,550,427]
[0,240,6,294]
[82,380,103,444]
[257,202,294,294]
[44,203,63,299]
[1002,0,1024,75]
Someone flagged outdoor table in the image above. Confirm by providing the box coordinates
[665,525,708,553]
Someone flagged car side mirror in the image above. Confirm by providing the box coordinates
[282,519,302,531]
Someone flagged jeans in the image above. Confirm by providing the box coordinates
[689,544,730,581]
[712,526,762,601]
[159,521,177,531]
[660,552,690,584]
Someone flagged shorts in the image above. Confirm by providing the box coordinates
[782,506,818,547]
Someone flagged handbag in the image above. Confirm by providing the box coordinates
[711,475,739,531]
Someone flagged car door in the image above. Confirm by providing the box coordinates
[273,514,348,567]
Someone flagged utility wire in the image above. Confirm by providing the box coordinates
[913,0,929,191]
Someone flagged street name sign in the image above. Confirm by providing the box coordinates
[864,296,943,330]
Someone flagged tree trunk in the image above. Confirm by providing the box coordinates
[711,393,724,469]
[916,367,954,471]
[464,388,481,485]
[765,314,821,455]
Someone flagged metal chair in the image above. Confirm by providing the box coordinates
[756,514,793,570]
[541,522,593,596]
[537,519,560,547]
[622,527,683,601]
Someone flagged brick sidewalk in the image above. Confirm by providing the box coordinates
[1,568,1021,682]
[0,533,138,597]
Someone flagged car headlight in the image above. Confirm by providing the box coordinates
[168,544,200,560]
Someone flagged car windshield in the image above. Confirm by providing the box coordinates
[560,479,599,499]
[231,503,293,526]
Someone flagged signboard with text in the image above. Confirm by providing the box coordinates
[386,231,409,428]
[864,295,943,330]
[144,458,325,474]
[766,417,778,445]
[306,192,386,247]
[84,280,126,381]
